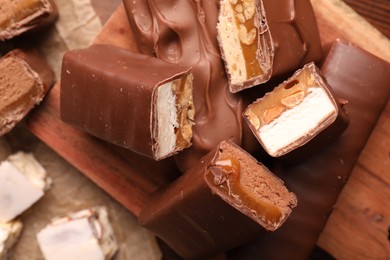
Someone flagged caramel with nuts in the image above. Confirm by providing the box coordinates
[0,0,46,30]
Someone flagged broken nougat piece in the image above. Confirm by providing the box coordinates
[139,140,297,258]
[217,0,274,92]
[0,220,23,260]
[0,48,55,136]
[244,62,349,158]
[0,0,58,41]
[0,152,50,222]
[61,44,195,160]
[37,207,118,260]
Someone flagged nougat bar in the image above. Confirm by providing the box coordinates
[0,48,55,136]
[0,220,23,260]
[60,44,195,161]
[0,152,50,222]
[139,140,297,259]
[217,0,274,92]
[244,62,349,158]
[229,40,390,259]
[0,0,58,41]
[37,207,118,260]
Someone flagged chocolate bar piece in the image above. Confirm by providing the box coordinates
[0,48,55,136]
[0,0,58,41]
[244,62,349,158]
[228,41,390,259]
[37,207,118,260]
[139,140,297,259]
[123,0,243,171]
[61,44,194,161]
[263,0,323,77]
[217,0,274,92]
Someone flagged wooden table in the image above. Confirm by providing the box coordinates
[29,0,390,259]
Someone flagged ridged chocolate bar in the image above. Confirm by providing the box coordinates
[229,40,390,259]
[139,140,297,259]
[60,44,195,160]
[0,48,54,136]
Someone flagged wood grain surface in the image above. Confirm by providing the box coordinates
[26,0,390,259]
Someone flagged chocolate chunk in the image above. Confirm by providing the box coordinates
[139,140,297,259]
[60,44,195,160]
[0,48,54,136]
[217,0,274,92]
[263,0,323,77]
[244,62,349,159]
[123,0,243,171]
[0,0,58,41]
[229,40,390,259]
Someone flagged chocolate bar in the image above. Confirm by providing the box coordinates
[139,140,297,259]
[217,0,274,92]
[244,62,349,159]
[123,0,243,171]
[263,0,323,77]
[37,207,118,260]
[60,44,195,161]
[0,0,58,41]
[0,48,54,136]
[228,41,390,259]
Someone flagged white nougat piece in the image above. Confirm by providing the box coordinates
[0,152,49,222]
[0,220,23,260]
[37,207,118,260]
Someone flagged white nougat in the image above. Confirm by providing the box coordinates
[259,87,337,156]
[0,220,23,260]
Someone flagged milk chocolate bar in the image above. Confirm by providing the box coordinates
[0,48,55,136]
[244,62,349,158]
[60,44,194,160]
[0,0,58,41]
[263,0,323,77]
[228,41,390,259]
[139,140,297,259]
[217,0,274,92]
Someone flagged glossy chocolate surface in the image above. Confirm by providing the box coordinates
[140,140,296,259]
[61,44,192,160]
[123,0,244,171]
[229,40,390,259]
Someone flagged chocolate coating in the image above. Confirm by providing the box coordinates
[140,140,296,259]
[61,44,193,160]
[228,40,390,259]
[123,0,243,171]
[263,0,323,77]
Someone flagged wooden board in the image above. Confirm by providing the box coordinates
[26,0,390,258]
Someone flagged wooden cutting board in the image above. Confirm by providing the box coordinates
[26,0,390,258]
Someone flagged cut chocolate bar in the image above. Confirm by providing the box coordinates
[0,0,58,41]
[244,62,349,158]
[0,152,50,222]
[139,140,297,258]
[0,48,55,136]
[60,44,194,161]
[123,0,244,171]
[229,40,390,259]
[37,207,118,260]
[217,0,274,92]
